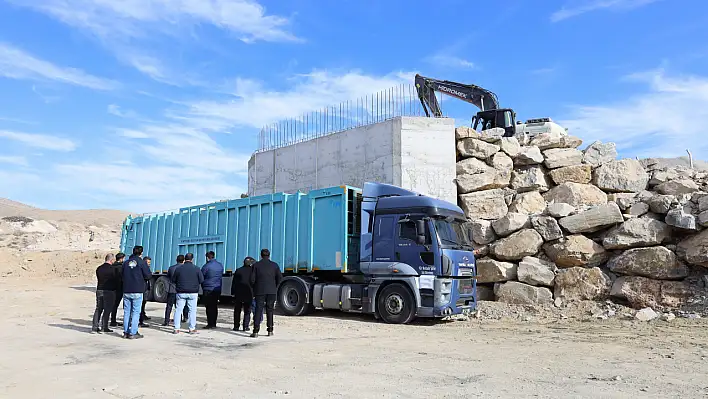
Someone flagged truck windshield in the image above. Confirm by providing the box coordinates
[433,218,473,250]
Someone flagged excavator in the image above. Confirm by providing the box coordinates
[414,74,566,141]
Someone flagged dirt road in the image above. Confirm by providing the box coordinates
[1,280,707,399]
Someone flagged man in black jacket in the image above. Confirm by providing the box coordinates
[172,253,204,334]
[92,253,119,333]
[109,252,125,327]
[231,256,255,332]
[250,249,282,338]
[139,256,153,327]
[164,255,188,326]
[122,246,152,339]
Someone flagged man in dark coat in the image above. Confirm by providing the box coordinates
[139,256,153,327]
[122,246,152,339]
[173,253,204,334]
[250,248,283,338]
[92,253,119,333]
[200,251,223,329]
[164,255,188,326]
[109,252,125,327]
[231,256,255,332]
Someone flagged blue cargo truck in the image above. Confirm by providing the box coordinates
[119,182,477,324]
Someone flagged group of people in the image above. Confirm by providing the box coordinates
[92,246,283,340]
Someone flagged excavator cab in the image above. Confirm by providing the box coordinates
[471,108,516,137]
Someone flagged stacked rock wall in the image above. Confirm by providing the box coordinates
[455,127,708,309]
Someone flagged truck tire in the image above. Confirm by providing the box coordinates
[377,283,416,324]
[278,280,312,316]
[152,276,170,303]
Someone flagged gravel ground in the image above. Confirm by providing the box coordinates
[2,279,708,399]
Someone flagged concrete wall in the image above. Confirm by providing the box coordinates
[248,116,457,204]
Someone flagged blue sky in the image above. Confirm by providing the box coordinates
[0,0,707,211]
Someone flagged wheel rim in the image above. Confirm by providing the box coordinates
[385,293,404,315]
[282,286,299,310]
[155,280,165,298]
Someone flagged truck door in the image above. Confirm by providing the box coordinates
[372,215,395,262]
[395,216,435,275]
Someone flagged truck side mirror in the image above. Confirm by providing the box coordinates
[415,219,426,245]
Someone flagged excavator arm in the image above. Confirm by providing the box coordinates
[414,74,500,117]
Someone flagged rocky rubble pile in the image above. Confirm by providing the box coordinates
[455,127,708,312]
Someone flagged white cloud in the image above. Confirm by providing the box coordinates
[13,0,299,43]
[0,156,28,166]
[0,42,119,90]
[108,104,139,119]
[558,69,708,160]
[551,0,662,22]
[425,54,476,70]
[0,130,78,151]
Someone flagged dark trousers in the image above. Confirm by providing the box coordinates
[139,296,147,323]
[203,290,221,327]
[253,294,276,333]
[233,299,253,330]
[110,289,122,324]
[92,290,116,331]
[164,293,188,323]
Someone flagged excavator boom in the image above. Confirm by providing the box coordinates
[414,74,500,117]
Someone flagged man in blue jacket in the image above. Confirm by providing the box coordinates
[122,246,152,339]
[201,251,223,329]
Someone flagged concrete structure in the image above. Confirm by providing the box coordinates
[248,116,457,204]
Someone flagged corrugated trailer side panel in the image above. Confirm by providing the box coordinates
[119,185,358,277]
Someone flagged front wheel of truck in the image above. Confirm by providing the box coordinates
[278,280,312,316]
[377,283,416,324]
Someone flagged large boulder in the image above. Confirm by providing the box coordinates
[530,215,563,241]
[457,138,500,159]
[676,230,708,267]
[655,179,700,195]
[508,191,547,215]
[466,219,497,245]
[607,193,639,211]
[492,212,530,237]
[607,246,689,280]
[699,210,708,227]
[490,151,514,173]
[592,159,649,193]
[649,167,695,186]
[456,170,510,193]
[699,196,708,212]
[511,166,551,192]
[456,157,489,175]
[476,258,517,283]
[490,229,544,261]
[529,133,582,150]
[546,203,575,218]
[583,141,617,167]
[476,285,495,301]
[602,218,672,249]
[627,202,649,217]
[459,189,508,220]
[517,256,556,287]
[494,281,553,305]
[455,126,479,140]
[665,208,699,231]
[544,235,609,268]
[543,148,583,169]
[548,164,592,185]
[558,203,624,234]
[647,194,678,214]
[554,267,611,301]
[513,146,544,165]
[498,137,521,157]
[543,182,607,208]
[611,276,694,309]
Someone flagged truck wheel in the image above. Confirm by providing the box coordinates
[278,280,312,316]
[152,276,169,303]
[377,283,416,324]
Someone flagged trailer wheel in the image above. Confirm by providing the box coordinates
[377,283,416,324]
[152,276,170,303]
[278,280,312,316]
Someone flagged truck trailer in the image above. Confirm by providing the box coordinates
[119,182,477,324]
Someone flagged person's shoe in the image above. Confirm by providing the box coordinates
[189,329,198,334]
[232,326,239,331]
[203,325,214,330]
[173,329,180,335]
[109,322,118,327]
[250,332,258,338]
[124,333,132,339]
[103,328,114,333]
[139,323,149,328]
[133,332,144,339]
[243,327,250,332]
[267,331,273,337]
[162,322,169,327]
[90,328,100,334]
[143,315,151,320]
